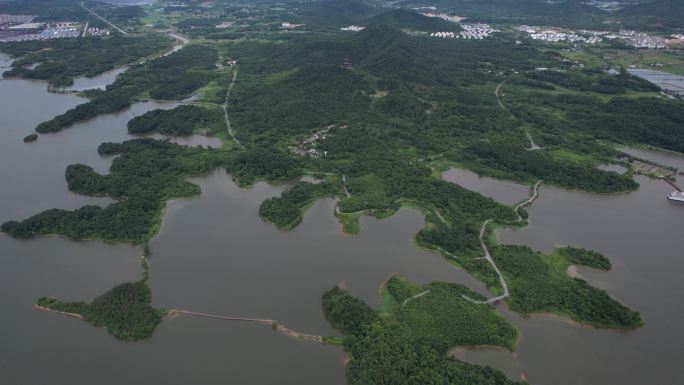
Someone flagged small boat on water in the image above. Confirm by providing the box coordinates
[668,191,684,202]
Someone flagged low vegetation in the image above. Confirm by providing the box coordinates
[259,180,342,230]
[127,105,224,136]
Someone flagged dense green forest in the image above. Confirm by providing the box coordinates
[127,105,224,136]
[259,180,342,230]
[456,141,639,193]
[0,0,86,21]
[33,44,219,133]
[399,0,684,32]
[557,246,611,270]
[323,286,524,385]
[1,139,230,243]
[1,35,171,87]
[36,280,166,340]
[0,0,145,26]
[382,275,519,351]
[490,245,642,329]
[617,0,684,32]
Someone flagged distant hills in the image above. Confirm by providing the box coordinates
[395,0,683,31]
[617,0,684,31]
[293,0,378,28]
[363,8,461,32]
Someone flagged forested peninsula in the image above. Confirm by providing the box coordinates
[3,3,674,383]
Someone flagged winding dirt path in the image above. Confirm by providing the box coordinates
[494,80,542,151]
[342,174,351,198]
[495,80,506,109]
[402,290,431,306]
[525,129,542,150]
[224,68,243,149]
[462,181,542,305]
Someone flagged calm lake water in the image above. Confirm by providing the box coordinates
[0,58,347,385]
[445,166,684,385]
[2,50,684,384]
[61,67,127,92]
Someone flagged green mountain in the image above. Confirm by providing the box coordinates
[293,0,379,28]
[617,0,684,31]
[399,0,608,28]
[363,8,461,32]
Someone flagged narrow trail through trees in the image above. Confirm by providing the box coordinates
[495,80,542,150]
[224,68,243,148]
[462,181,542,305]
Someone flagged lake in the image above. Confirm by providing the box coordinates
[2,52,684,384]
[445,165,684,385]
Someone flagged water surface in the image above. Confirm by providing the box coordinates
[61,66,127,91]
[150,170,491,335]
[444,166,684,385]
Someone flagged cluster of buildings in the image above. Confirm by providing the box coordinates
[281,22,305,29]
[420,12,466,23]
[1,22,85,42]
[291,125,332,158]
[0,14,107,43]
[430,31,456,38]
[341,25,365,32]
[517,26,603,44]
[460,23,499,39]
[0,14,33,28]
[429,24,498,40]
[517,25,673,49]
[290,124,346,159]
[613,30,668,49]
[83,27,110,37]
[215,21,235,29]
